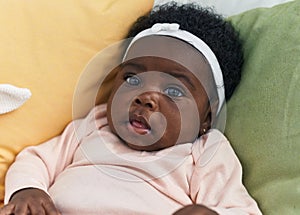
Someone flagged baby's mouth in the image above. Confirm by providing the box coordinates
[129,115,151,135]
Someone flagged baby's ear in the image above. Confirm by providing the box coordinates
[199,109,212,136]
[199,99,219,135]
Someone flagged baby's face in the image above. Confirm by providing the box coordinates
[107,36,214,151]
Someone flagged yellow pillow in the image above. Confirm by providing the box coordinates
[0,0,154,205]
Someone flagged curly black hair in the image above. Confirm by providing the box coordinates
[126,2,243,101]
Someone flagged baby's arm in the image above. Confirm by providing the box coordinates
[189,132,262,215]
[5,125,78,200]
[0,106,103,215]
[0,118,82,215]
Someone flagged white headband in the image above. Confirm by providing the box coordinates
[123,23,225,114]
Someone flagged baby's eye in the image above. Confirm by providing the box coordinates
[164,87,184,97]
[125,74,141,86]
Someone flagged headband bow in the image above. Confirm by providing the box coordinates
[151,23,180,32]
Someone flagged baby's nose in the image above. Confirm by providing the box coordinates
[133,92,159,111]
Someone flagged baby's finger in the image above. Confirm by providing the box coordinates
[13,203,30,215]
[42,201,61,215]
[0,204,15,215]
[28,204,45,215]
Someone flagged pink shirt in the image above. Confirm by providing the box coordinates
[5,104,262,214]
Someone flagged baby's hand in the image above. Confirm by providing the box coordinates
[173,204,218,215]
[0,188,60,215]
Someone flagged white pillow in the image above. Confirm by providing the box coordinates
[0,84,31,114]
[154,0,294,16]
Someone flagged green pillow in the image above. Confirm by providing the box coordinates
[225,1,300,214]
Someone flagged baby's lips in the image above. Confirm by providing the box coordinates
[129,113,151,135]
[131,119,149,129]
[130,119,151,135]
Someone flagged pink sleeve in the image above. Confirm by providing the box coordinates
[190,130,262,215]
[4,104,107,204]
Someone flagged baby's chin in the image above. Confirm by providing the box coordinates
[125,142,158,151]
[118,134,185,152]
[118,134,164,152]
[118,134,168,152]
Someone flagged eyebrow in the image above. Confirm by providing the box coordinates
[121,62,146,71]
[166,70,196,90]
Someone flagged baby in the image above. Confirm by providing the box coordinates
[0,3,262,215]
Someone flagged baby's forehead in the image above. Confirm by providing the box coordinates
[124,35,209,69]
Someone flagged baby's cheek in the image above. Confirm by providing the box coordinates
[177,105,200,141]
